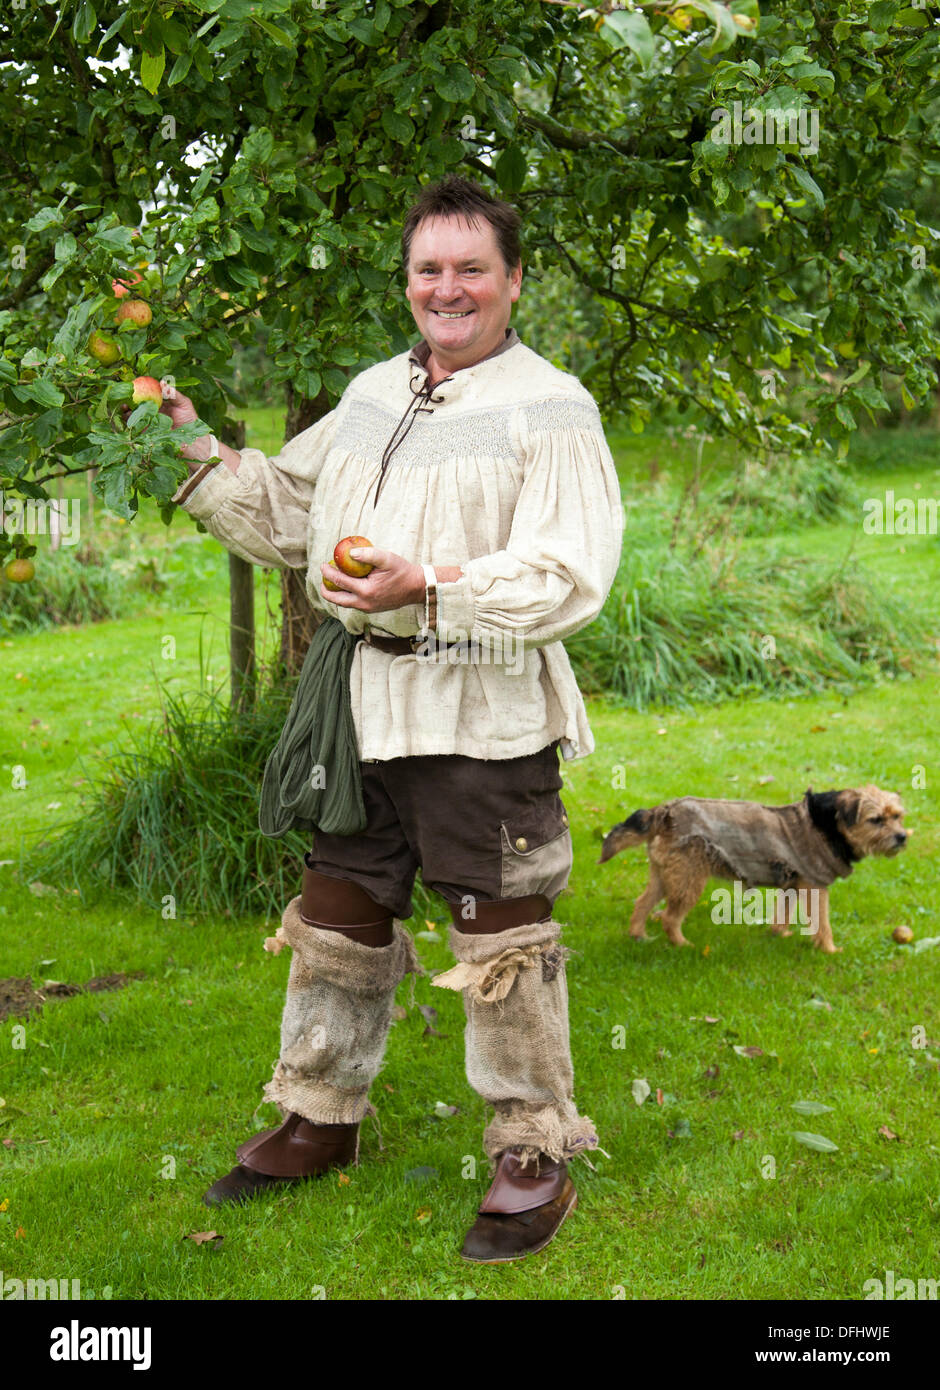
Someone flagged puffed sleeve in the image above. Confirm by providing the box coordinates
[434,395,623,653]
[170,406,340,570]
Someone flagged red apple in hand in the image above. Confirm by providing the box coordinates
[115,299,152,328]
[334,535,374,578]
[132,376,163,406]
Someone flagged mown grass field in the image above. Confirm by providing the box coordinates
[0,421,937,1300]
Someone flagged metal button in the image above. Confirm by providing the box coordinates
[515,836,528,851]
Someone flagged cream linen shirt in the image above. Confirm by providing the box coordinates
[172,332,624,763]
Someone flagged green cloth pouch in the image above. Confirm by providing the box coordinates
[258,616,367,838]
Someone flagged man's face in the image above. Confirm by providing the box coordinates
[405,214,522,369]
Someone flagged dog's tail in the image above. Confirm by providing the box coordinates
[597,807,655,864]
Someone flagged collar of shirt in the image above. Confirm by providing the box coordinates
[407,325,520,386]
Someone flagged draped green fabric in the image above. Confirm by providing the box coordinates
[258,616,367,838]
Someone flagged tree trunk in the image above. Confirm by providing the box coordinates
[278,380,334,676]
[220,419,255,710]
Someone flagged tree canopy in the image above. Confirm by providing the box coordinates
[1,0,938,567]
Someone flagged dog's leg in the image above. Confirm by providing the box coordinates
[808,886,839,954]
[629,861,664,941]
[769,886,794,937]
[660,869,707,948]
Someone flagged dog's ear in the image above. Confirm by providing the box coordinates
[805,789,841,832]
[836,789,861,828]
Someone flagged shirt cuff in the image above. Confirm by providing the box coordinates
[171,458,239,520]
[434,573,476,642]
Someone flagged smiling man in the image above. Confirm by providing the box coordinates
[165,175,623,1263]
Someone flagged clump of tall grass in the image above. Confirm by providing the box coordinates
[0,540,162,634]
[568,536,934,711]
[21,650,440,924]
[705,451,860,533]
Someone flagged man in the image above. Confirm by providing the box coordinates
[165,175,623,1262]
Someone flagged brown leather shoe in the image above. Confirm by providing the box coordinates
[460,1149,578,1263]
[203,1113,359,1207]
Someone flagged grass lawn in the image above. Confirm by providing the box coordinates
[0,423,937,1300]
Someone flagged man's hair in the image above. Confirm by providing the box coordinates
[401,175,522,275]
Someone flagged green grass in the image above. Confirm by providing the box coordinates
[0,423,938,1299]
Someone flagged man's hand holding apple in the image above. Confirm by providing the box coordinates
[321,545,426,613]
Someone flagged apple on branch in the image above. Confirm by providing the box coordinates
[88,331,121,365]
[131,376,163,407]
[114,299,152,328]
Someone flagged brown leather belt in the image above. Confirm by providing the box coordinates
[356,627,480,657]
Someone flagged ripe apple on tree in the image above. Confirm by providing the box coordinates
[88,330,121,365]
[131,376,164,407]
[115,298,152,328]
[4,558,35,583]
[112,269,144,298]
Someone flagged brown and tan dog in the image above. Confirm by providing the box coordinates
[597,785,908,953]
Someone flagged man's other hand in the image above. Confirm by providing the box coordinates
[320,547,425,612]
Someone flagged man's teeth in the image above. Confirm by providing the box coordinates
[434,310,473,317]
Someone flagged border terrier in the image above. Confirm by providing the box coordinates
[597,786,908,953]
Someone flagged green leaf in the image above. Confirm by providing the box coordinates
[381,108,416,144]
[494,145,527,194]
[788,164,824,208]
[793,1131,839,1153]
[433,65,475,103]
[167,53,193,87]
[141,46,166,95]
[95,7,129,55]
[601,11,655,69]
[14,379,65,409]
[251,15,296,48]
[791,1100,834,1116]
[72,0,97,46]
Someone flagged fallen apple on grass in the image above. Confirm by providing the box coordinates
[892,925,914,944]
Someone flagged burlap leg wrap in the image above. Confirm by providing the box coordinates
[262,895,423,1125]
[432,918,599,1168]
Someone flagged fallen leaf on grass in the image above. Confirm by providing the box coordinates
[732,1130,746,1141]
[733,1046,764,1058]
[656,1088,664,1105]
[632,1078,651,1106]
[185,1231,222,1246]
[878,1126,898,1141]
[912,937,940,955]
[791,1100,834,1116]
[337,1173,350,1186]
[415,931,441,943]
[0,1198,8,1211]
[804,996,832,1011]
[432,1101,459,1118]
[404,1167,439,1184]
[415,1208,432,1223]
[793,1131,839,1153]
[390,1005,407,1022]
[14,1227,25,1238]
[704,1065,719,1079]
